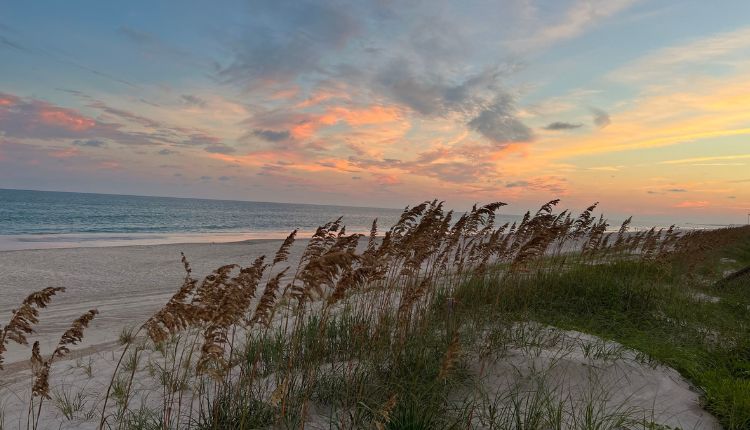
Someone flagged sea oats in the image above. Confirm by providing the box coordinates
[249,268,288,327]
[273,229,297,266]
[0,287,65,369]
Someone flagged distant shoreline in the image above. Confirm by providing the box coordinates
[0,230,309,252]
[0,223,734,252]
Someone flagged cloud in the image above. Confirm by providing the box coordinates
[503,176,569,194]
[590,107,611,128]
[76,96,230,152]
[199,175,212,180]
[218,176,231,181]
[72,139,106,148]
[158,148,177,155]
[468,96,534,145]
[543,121,583,131]
[244,110,330,143]
[218,0,361,85]
[667,188,687,193]
[162,132,236,154]
[1,34,27,53]
[118,26,195,63]
[0,92,165,145]
[674,200,709,208]
[414,161,496,184]
[660,154,750,164]
[218,2,532,148]
[252,129,291,142]
[375,60,447,116]
[348,146,499,185]
[87,100,163,128]
[204,144,236,154]
[692,163,745,166]
[0,138,122,178]
[373,173,401,186]
[510,0,640,51]
[609,26,750,83]
[375,61,516,118]
[182,133,221,147]
[180,94,207,108]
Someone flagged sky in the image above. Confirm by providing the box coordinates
[1,0,749,224]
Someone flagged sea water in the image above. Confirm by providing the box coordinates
[0,189,408,250]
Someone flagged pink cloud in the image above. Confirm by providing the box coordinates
[247,103,406,143]
[0,92,157,144]
[293,87,351,109]
[269,86,301,101]
[0,91,231,153]
[48,148,81,159]
[374,173,401,186]
[97,161,121,170]
[0,94,20,106]
[38,107,97,132]
[329,105,402,126]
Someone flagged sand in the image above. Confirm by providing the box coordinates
[470,323,720,429]
[0,239,304,368]
[0,241,721,429]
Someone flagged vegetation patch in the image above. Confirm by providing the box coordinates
[1,200,749,429]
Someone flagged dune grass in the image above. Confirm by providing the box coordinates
[1,199,749,429]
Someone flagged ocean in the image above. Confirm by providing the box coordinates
[0,189,409,251]
[0,189,728,251]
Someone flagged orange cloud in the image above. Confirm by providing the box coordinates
[674,200,709,208]
[269,86,300,100]
[294,88,351,108]
[373,173,401,186]
[660,154,750,164]
[330,105,402,126]
[536,71,750,163]
[257,104,406,142]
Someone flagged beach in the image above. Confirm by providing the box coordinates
[1,209,747,429]
[0,239,295,371]
[0,238,725,430]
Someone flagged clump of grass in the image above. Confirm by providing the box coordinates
[52,385,91,421]
[119,326,136,346]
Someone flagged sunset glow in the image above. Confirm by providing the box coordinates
[1,1,749,223]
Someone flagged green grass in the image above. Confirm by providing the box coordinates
[448,253,750,429]
[108,235,746,429]
[191,244,750,428]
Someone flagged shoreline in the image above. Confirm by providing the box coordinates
[0,221,731,253]
[0,231,307,252]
